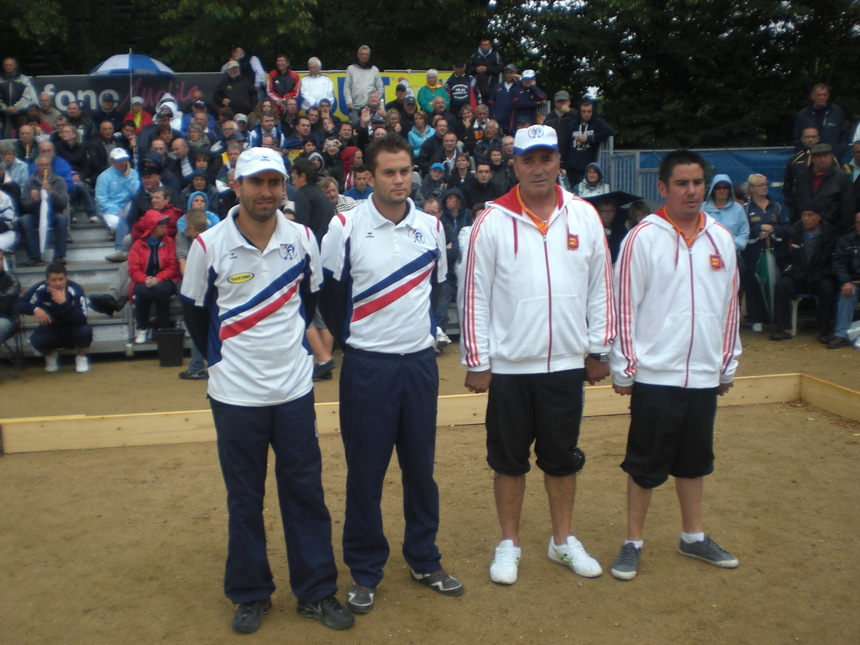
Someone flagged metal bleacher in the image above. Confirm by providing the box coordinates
[10,217,186,357]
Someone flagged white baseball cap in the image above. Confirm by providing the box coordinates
[234,147,287,179]
[522,69,536,80]
[109,147,130,162]
[513,125,558,155]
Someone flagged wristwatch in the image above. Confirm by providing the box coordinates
[587,352,609,363]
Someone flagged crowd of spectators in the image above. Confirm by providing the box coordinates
[0,48,859,372]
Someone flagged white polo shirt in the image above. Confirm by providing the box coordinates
[321,198,447,354]
[181,207,322,406]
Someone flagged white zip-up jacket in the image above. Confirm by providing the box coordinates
[460,185,615,374]
[611,209,741,388]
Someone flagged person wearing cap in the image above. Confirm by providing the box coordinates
[214,60,258,118]
[385,82,411,120]
[770,201,838,342]
[608,150,741,581]
[181,147,354,634]
[787,142,855,233]
[459,124,613,585]
[489,63,519,134]
[95,147,141,261]
[319,134,463,614]
[137,106,182,155]
[127,209,179,343]
[124,96,152,133]
[467,38,505,105]
[562,98,615,187]
[510,69,547,131]
[343,46,384,124]
[298,56,334,112]
[445,59,481,114]
[92,93,123,132]
[222,44,267,98]
[179,99,217,138]
[544,90,576,154]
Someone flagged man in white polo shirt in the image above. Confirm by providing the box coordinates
[180,147,353,635]
[320,133,464,615]
[459,124,614,586]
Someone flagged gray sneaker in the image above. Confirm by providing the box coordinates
[678,535,738,568]
[610,543,642,580]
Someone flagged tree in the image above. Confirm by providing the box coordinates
[490,0,860,148]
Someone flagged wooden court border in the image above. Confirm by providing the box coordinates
[0,373,856,454]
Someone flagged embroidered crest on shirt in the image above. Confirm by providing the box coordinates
[409,228,425,244]
[710,254,724,270]
[567,234,579,250]
[279,243,297,260]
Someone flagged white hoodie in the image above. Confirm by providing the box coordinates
[611,209,741,388]
[460,185,615,374]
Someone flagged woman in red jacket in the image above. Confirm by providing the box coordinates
[128,210,179,343]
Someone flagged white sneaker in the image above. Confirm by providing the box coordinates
[75,355,90,373]
[435,330,451,350]
[751,323,763,332]
[547,535,603,578]
[134,329,149,344]
[490,539,521,585]
[44,352,59,373]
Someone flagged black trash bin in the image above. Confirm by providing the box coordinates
[155,329,186,367]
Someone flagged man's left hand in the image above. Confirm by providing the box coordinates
[584,356,609,385]
[717,381,734,396]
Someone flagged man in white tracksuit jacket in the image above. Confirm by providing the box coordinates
[459,124,615,585]
[608,149,742,581]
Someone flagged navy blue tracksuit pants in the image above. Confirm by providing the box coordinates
[339,347,442,588]
[210,392,339,604]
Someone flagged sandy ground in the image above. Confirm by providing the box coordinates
[0,326,858,644]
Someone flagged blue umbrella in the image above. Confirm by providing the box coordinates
[89,50,175,98]
[89,52,175,77]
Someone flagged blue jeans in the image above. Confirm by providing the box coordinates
[20,211,68,260]
[188,341,206,373]
[433,275,456,333]
[833,284,860,338]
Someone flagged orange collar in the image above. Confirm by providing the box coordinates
[656,206,703,248]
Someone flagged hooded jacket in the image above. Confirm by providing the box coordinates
[178,191,220,234]
[702,174,749,252]
[343,60,383,110]
[128,210,179,296]
[460,185,614,374]
[611,209,741,388]
[575,162,610,198]
[417,83,450,114]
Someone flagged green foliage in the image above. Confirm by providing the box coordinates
[491,0,860,148]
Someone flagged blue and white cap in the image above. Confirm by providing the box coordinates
[235,147,287,179]
[513,124,558,155]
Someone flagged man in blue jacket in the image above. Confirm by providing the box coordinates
[16,261,91,373]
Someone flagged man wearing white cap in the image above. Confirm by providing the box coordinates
[459,124,614,585]
[180,148,354,634]
[511,69,548,130]
[95,147,140,261]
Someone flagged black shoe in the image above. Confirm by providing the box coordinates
[769,331,793,341]
[54,256,66,264]
[232,598,271,634]
[410,568,465,596]
[297,594,355,630]
[89,294,119,317]
[346,584,376,614]
[827,336,851,349]
[178,369,208,380]
[817,334,832,344]
[23,257,45,267]
[312,359,336,380]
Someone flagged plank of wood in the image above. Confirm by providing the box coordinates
[0,373,839,455]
